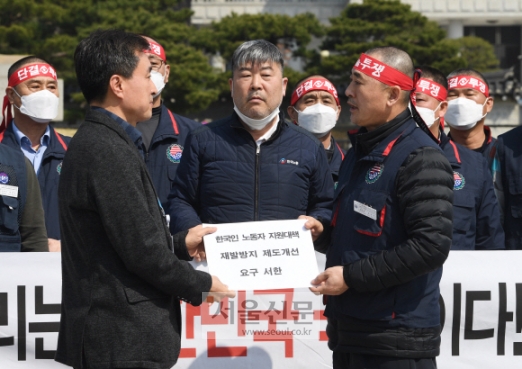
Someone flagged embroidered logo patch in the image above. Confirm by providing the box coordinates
[167,144,183,164]
[56,162,62,175]
[453,171,465,190]
[0,172,9,184]
[279,158,299,166]
[366,163,384,184]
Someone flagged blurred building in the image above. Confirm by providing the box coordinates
[191,0,349,26]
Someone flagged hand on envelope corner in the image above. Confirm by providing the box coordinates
[186,224,217,262]
[298,215,323,241]
[309,266,348,296]
[206,275,236,304]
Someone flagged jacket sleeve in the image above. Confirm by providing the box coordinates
[475,156,505,250]
[20,158,48,252]
[343,147,453,292]
[306,144,334,223]
[167,131,203,234]
[90,142,211,305]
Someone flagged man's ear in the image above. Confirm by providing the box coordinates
[438,101,448,119]
[287,105,298,123]
[386,86,402,106]
[164,64,170,84]
[282,77,288,96]
[108,75,124,100]
[485,96,494,113]
[5,87,17,105]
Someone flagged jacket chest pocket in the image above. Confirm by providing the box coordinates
[0,195,20,234]
[452,190,474,233]
[353,189,388,238]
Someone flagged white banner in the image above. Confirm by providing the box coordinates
[0,251,521,368]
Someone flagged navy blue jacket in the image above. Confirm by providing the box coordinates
[142,104,200,213]
[440,132,504,250]
[1,123,70,240]
[0,143,27,251]
[449,125,496,174]
[168,112,333,233]
[495,126,522,249]
[329,136,345,186]
[324,116,453,358]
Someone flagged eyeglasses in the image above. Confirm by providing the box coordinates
[149,57,165,72]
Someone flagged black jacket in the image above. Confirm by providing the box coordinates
[168,112,333,234]
[495,126,522,249]
[323,111,453,358]
[55,110,212,369]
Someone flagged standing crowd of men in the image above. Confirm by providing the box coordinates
[0,28,520,369]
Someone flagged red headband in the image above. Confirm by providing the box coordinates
[415,78,447,102]
[144,40,166,62]
[448,75,489,97]
[353,53,413,91]
[2,63,58,130]
[8,63,57,88]
[290,77,339,106]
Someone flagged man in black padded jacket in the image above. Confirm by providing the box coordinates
[307,47,454,369]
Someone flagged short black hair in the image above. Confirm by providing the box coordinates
[416,65,448,90]
[74,29,150,104]
[8,56,50,79]
[447,68,490,89]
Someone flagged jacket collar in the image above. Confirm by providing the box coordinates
[439,130,461,167]
[3,121,67,159]
[350,109,412,161]
[150,104,180,145]
[85,109,138,150]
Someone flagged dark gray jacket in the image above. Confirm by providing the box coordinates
[55,110,212,369]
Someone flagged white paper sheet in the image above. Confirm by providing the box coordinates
[203,219,319,290]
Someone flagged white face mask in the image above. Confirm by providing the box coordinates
[294,103,338,138]
[416,102,442,128]
[234,105,280,131]
[231,82,283,131]
[445,97,488,131]
[14,89,59,123]
[150,70,166,98]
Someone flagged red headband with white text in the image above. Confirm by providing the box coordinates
[2,63,58,129]
[353,53,413,91]
[290,77,339,106]
[447,75,489,97]
[144,40,166,62]
[415,78,447,102]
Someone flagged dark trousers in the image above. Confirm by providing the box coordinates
[333,352,437,369]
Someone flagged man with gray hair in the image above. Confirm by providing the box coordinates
[168,39,333,251]
[307,46,454,368]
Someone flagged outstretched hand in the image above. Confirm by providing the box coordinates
[310,266,348,295]
[298,215,324,241]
